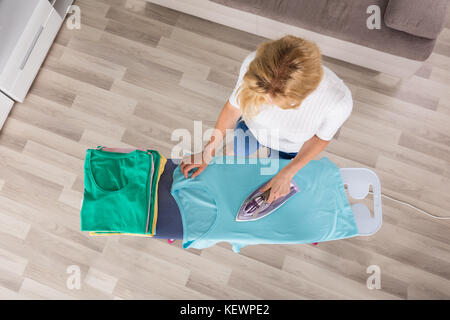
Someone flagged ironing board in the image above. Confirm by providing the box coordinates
[154,160,382,240]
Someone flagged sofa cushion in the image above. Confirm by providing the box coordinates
[385,0,448,39]
[210,0,437,61]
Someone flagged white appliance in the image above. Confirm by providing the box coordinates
[0,0,73,130]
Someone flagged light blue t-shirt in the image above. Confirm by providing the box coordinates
[171,157,358,252]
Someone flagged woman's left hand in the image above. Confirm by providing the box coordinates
[260,168,294,203]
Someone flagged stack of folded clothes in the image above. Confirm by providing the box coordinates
[80,147,166,237]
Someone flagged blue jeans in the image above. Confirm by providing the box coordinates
[233,118,297,159]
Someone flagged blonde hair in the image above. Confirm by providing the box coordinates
[237,35,323,119]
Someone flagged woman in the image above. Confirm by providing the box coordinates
[181,35,352,203]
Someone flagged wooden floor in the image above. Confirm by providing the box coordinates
[1,0,450,299]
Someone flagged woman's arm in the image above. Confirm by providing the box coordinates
[283,135,330,178]
[261,135,329,202]
[206,101,242,155]
[180,101,241,178]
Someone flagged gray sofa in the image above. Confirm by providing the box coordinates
[211,0,448,62]
[147,0,448,78]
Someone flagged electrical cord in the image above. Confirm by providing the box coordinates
[367,191,450,220]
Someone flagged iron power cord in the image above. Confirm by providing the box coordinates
[367,191,450,220]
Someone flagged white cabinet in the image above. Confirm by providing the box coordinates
[0,0,73,130]
[0,93,14,129]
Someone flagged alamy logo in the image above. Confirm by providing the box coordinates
[66,265,81,290]
[66,5,81,30]
[366,265,381,290]
[170,121,280,175]
[366,5,381,30]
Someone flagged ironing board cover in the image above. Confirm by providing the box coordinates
[171,156,358,252]
[152,160,183,239]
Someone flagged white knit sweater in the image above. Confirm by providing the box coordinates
[229,51,353,153]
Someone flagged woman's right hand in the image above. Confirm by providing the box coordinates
[180,144,214,179]
[180,100,240,179]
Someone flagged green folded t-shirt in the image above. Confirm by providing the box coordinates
[80,148,160,235]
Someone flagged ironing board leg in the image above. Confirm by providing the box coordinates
[168,239,175,244]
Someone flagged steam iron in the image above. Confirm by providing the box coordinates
[236,181,300,222]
